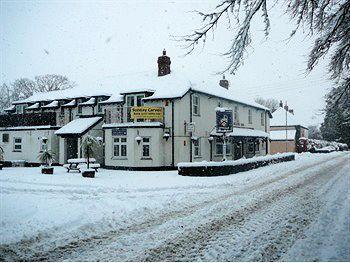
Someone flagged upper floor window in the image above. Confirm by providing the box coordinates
[234,106,239,123]
[126,94,145,122]
[248,109,252,124]
[16,105,25,114]
[13,137,22,152]
[193,94,200,115]
[78,99,83,114]
[97,97,104,113]
[261,112,265,126]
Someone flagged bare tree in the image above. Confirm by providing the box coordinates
[11,78,37,101]
[0,83,12,112]
[35,74,75,92]
[180,1,349,79]
[254,97,279,112]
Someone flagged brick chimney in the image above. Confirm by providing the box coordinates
[219,75,229,89]
[157,49,171,77]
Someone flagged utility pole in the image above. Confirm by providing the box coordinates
[279,101,294,153]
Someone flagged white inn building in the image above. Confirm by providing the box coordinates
[0,50,272,169]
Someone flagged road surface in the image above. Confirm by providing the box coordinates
[1,152,349,261]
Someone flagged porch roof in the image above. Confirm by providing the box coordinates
[55,117,102,137]
[211,128,269,138]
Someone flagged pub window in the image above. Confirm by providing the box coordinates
[78,99,83,114]
[248,109,252,124]
[142,137,151,158]
[255,141,260,151]
[193,95,200,115]
[193,138,201,157]
[247,142,255,153]
[113,137,127,157]
[2,133,9,143]
[234,106,239,123]
[60,105,65,115]
[16,105,24,114]
[215,138,230,155]
[261,112,265,126]
[97,97,103,113]
[13,137,22,152]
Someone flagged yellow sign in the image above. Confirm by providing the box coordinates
[131,106,163,120]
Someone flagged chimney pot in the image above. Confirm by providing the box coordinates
[219,75,229,89]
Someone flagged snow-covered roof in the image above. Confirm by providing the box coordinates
[211,128,269,138]
[270,129,296,140]
[271,108,307,127]
[0,125,58,131]
[55,117,102,136]
[41,100,59,109]
[26,103,40,110]
[62,99,76,107]
[12,70,269,112]
[102,122,163,129]
[4,105,15,112]
[79,97,96,106]
[98,94,123,104]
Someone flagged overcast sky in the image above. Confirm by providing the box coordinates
[1,0,333,125]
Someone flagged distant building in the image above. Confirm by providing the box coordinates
[0,50,272,169]
[269,108,309,154]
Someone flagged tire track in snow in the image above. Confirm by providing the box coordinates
[140,157,348,261]
[0,154,346,261]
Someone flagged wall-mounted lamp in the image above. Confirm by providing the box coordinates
[135,136,142,145]
[163,133,170,141]
[208,136,214,143]
[191,136,198,142]
[41,137,48,144]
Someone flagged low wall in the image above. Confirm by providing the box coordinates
[178,153,295,177]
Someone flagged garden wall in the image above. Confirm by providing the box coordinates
[178,153,295,177]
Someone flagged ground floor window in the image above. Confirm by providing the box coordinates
[247,142,255,154]
[13,137,22,152]
[2,133,9,143]
[193,138,201,157]
[255,141,260,151]
[113,137,127,157]
[215,137,231,155]
[142,137,151,158]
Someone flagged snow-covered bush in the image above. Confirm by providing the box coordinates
[38,150,55,167]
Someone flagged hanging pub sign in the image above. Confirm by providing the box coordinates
[131,106,163,120]
[216,108,233,133]
[112,127,127,136]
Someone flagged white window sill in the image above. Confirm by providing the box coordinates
[111,157,127,160]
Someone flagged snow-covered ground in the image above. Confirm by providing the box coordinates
[0,152,349,261]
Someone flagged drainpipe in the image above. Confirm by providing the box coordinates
[189,92,193,162]
[265,110,268,155]
[171,100,175,167]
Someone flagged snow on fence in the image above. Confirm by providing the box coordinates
[178,153,295,177]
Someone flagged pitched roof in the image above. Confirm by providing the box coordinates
[13,70,269,111]
[55,117,102,136]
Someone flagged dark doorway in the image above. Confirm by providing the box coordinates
[67,138,78,160]
[234,141,242,160]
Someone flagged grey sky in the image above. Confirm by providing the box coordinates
[1,0,332,125]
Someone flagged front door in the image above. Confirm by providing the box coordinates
[234,142,242,160]
[66,138,78,160]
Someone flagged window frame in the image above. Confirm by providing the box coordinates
[2,133,9,143]
[261,112,265,126]
[248,109,252,124]
[234,106,239,123]
[214,137,231,156]
[13,137,22,152]
[193,138,201,157]
[141,137,151,159]
[112,137,127,159]
[192,94,200,116]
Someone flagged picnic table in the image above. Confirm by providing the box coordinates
[63,158,100,172]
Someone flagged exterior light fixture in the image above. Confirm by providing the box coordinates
[191,136,198,142]
[208,136,214,143]
[135,136,142,145]
[41,136,48,144]
[163,133,170,141]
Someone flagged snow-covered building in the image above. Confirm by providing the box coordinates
[269,108,309,154]
[0,50,272,169]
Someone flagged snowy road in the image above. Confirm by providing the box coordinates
[0,152,349,261]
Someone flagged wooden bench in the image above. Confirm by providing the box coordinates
[63,163,81,173]
[64,158,100,173]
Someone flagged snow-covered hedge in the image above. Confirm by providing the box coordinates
[306,139,348,152]
[178,153,295,177]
